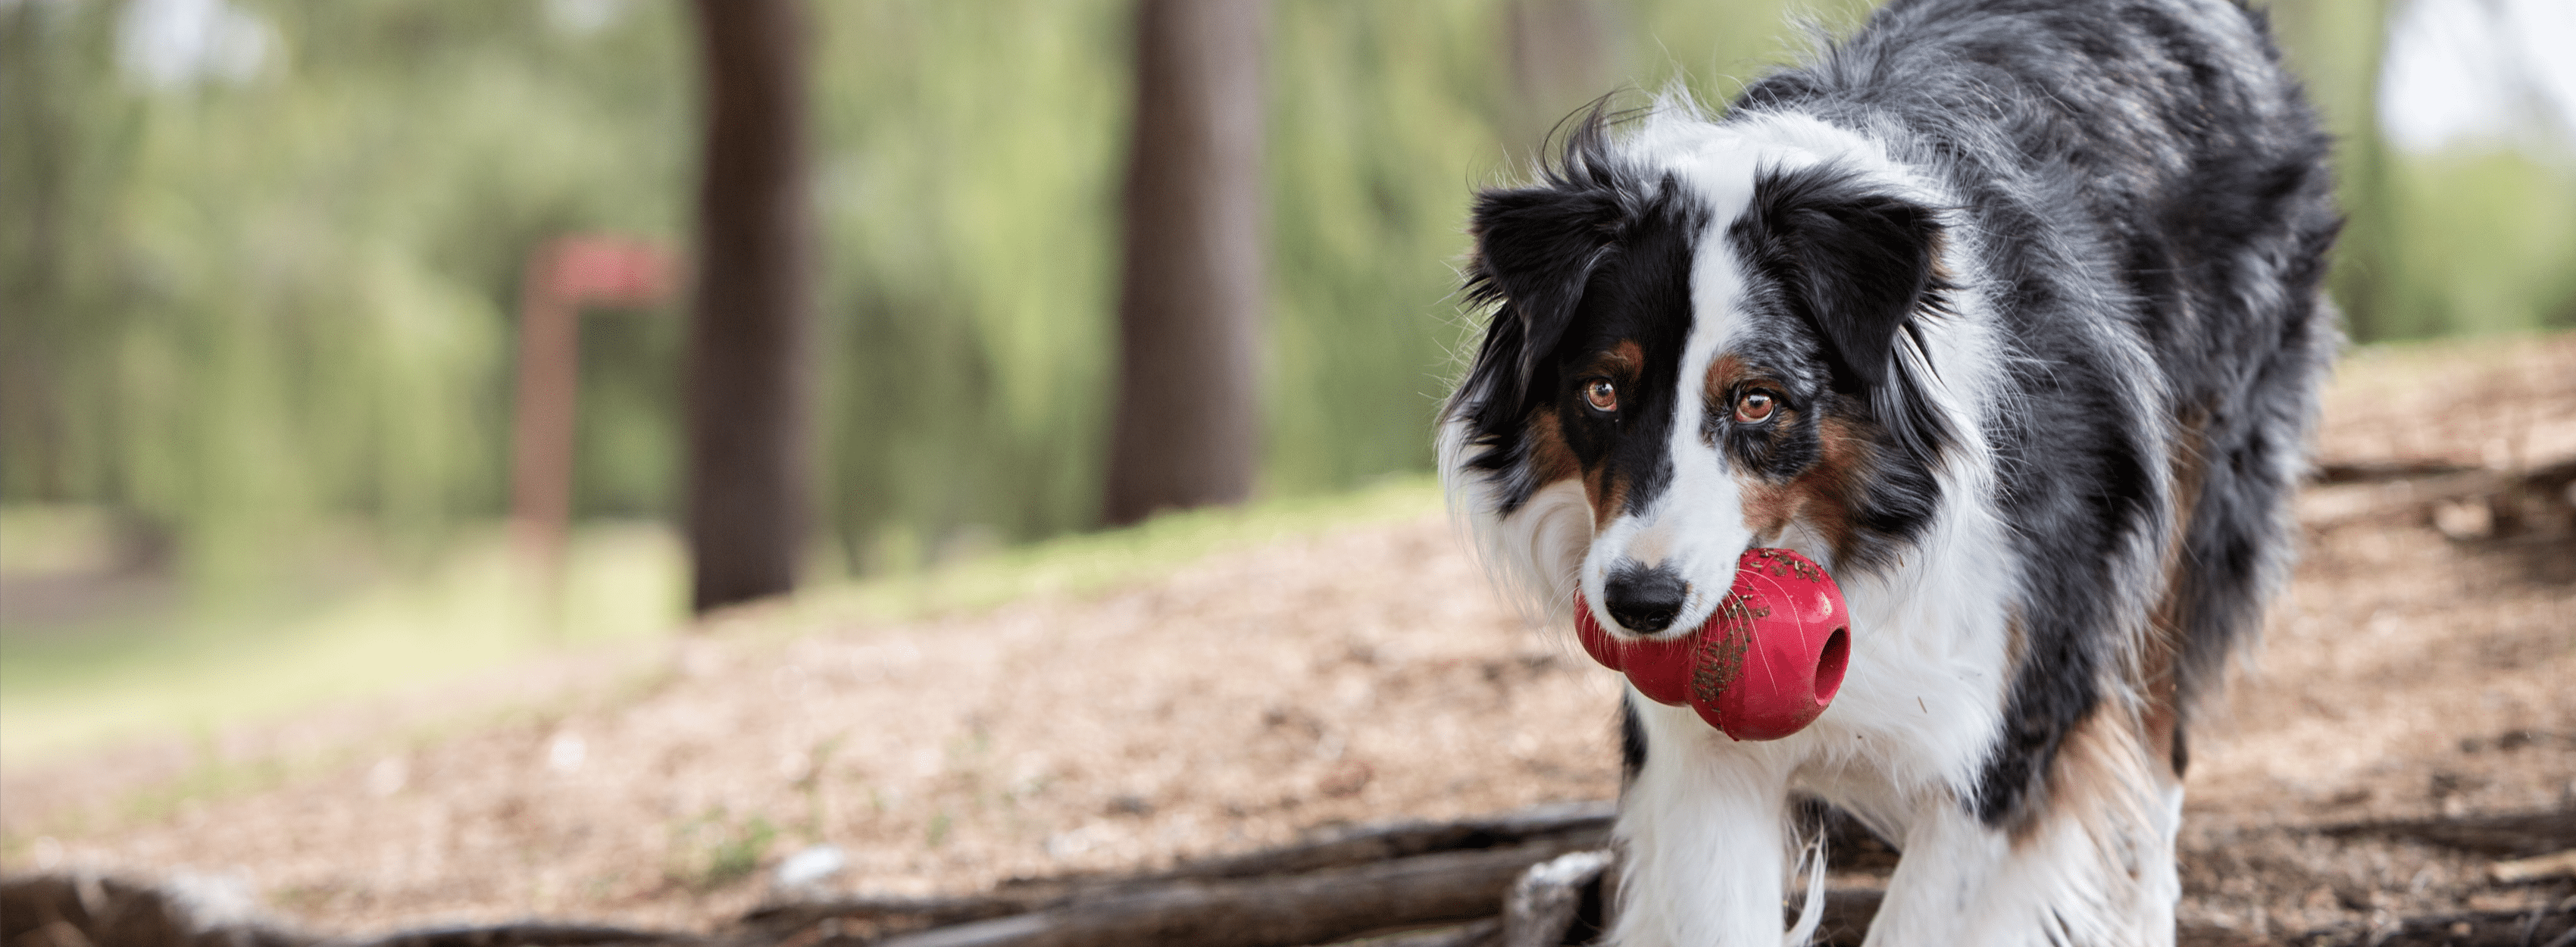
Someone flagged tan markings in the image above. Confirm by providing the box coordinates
[1793,414,1868,557]
[1567,339,1645,524]
[1587,464,1628,526]
[1740,477,1793,545]
[1596,339,1643,376]
[2009,705,2168,870]
[1995,608,2036,836]
[2140,410,2211,783]
[1734,408,1869,561]
[1524,409,1580,487]
[1708,352,1867,557]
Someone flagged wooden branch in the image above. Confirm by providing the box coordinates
[1499,850,1612,947]
[742,802,1617,936]
[737,894,1047,939]
[2315,809,2576,858]
[1808,889,1885,947]
[2297,456,2576,533]
[1146,800,1616,883]
[743,799,1933,945]
[2268,908,2575,947]
[2298,470,2507,528]
[1333,919,1500,947]
[2309,460,2480,485]
[350,924,701,947]
[866,836,1596,947]
[2490,849,2576,885]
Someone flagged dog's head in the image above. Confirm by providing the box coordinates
[1440,106,1956,639]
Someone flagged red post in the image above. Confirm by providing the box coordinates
[508,236,674,598]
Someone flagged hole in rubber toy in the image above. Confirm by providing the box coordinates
[1814,627,1848,706]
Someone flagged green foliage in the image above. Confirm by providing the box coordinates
[2375,150,2576,337]
[1,0,692,595]
[807,0,1131,565]
[1263,0,1505,495]
[2268,0,2576,342]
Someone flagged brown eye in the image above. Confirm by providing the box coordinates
[1583,378,1618,412]
[1735,390,1777,423]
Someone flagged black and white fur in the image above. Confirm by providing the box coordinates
[1437,1,2339,943]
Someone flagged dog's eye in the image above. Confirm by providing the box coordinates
[1583,378,1618,413]
[1735,390,1777,423]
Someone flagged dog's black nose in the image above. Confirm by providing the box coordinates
[1603,564,1688,634]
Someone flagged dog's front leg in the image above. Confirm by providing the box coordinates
[1863,729,2183,947]
[1610,698,1800,947]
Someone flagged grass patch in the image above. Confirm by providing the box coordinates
[770,474,1443,631]
[0,477,1445,774]
[0,522,686,766]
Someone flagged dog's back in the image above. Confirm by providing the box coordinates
[1738,0,2342,824]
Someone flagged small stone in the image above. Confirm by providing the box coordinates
[773,844,847,889]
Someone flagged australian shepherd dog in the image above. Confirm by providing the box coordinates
[1436,0,2340,942]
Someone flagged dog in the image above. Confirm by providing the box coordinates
[1436,1,2340,943]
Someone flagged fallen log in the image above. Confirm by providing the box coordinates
[740,802,1618,937]
[865,835,1596,947]
[1314,919,1498,947]
[348,924,700,947]
[2286,907,2574,947]
[746,799,1922,945]
[742,798,1921,945]
[736,894,1047,940]
[2297,458,2576,536]
[0,874,308,947]
[2309,460,2481,485]
[1498,850,1612,947]
[2490,849,2576,885]
[1141,801,1615,883]
[2315,809,2576,859]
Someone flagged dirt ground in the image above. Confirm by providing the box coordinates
[3,333,2571,943]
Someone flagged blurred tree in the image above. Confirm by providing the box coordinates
[1502,0,1621,160]
[684,0,814,611]
[2271,0,2397,342]
[1101,0,1270,526]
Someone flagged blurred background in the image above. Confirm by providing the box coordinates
[2,0,2571,764]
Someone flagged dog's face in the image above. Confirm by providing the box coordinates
[1443,112,1953,640]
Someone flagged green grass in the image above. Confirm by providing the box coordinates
[0,521,688,766]
[774,474,1445,632]
[0,476,1446,769]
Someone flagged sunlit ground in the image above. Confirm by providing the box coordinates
[0,477,1446,768]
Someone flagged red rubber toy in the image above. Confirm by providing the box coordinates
[1573,548,1851,741]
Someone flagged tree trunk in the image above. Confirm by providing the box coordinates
[1100,0,1268,527]
[683,0,813,614]
[1503,0,1619,161]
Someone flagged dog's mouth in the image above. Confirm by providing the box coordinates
[1573,548,1849,741]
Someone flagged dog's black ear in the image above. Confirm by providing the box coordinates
[1457,111,1633,434]
[1467,184,1624,389]
[1734,165,1943,389]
